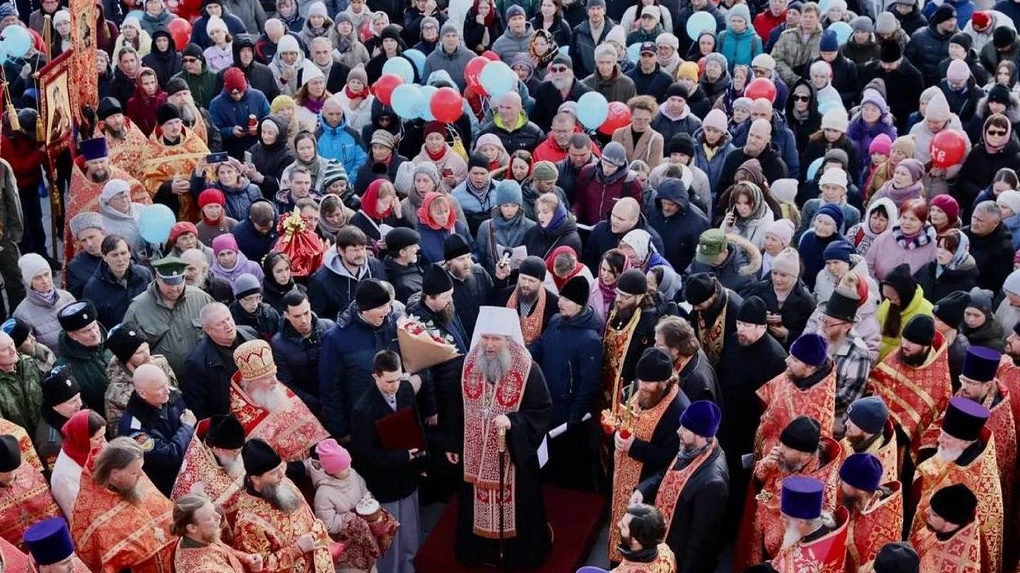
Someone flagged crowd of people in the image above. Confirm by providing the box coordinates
[0,0,1019,569]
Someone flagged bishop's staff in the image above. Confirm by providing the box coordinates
[498,426,507,573]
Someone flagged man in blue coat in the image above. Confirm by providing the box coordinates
[530,276,603,491]
[208,66,270,159]
[316,96,368,182]
[319,279,399,441]
[119,363,196,496]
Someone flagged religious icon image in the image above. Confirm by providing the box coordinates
[45,78,72,146]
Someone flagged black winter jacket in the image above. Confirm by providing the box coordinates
[306,252,389,321]
[350,382,428,502]
[82,262,154,329]
[181,326,260,420]
[965,223,1015,293]
[119,390,194,496]
[912,259,979,304]
[645,179,710,272]
[529,306,603,427]
[270,314,335,413]
[478,118,546,154]
[904,21,955,86]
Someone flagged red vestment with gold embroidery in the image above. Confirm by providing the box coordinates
[64,159,149,266]
[843,482,903,573]
[611,544,677,573]
[909,520,982,573]
[771,507,850,573]
[170,433,244,523]
[839,420,899,486]
[232,479,334,572]
[228,376,330,462]
[172,537,246,572]
[753,369,837,462]
[0,463,61,551]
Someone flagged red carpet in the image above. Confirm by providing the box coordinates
[414,486,607,573]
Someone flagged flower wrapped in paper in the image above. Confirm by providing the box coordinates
[396,314,461,372]
[273,208,325,277]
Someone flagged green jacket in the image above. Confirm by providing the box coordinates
[0,355,43,432]
[171,68,218,110]
[122,283,214,379]
[56,331,113,416]
[0,158,23,244]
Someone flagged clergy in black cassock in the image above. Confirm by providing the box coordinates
[446,306,553,570]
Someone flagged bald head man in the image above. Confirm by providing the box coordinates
[750,98,773,122]
[611,197,641,234]
[133,364,174,408]
[497,92,524,126]
[322,96,344,128]
[745,118,773,156]
[265,19,285,41]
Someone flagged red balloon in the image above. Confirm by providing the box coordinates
[360,20,373,42]
[482,50,500,62]
[930,129,968,169]
[167,17,192,51]
[373,74,404,106]
[744,77,777,103]
[465,57,490,95]
[598,101,632,136]
[430,87,464,124]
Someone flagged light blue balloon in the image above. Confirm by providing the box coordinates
[576,91,609,131]
[818,0,832,13]
[1,25,32,59]
[419,86,438,121]
[391,83,425,119]
[806,157,825,181]
[404,49,427,77]
[138,204,177,245]
[626,43,641,64]
[828,22,852,46]
[480,61,516,98]
[576,568,610,573]
[685,12,716,41]
[558,45,569,55]
[817,99,843,116]
[383,57,415,83]
[126,10,144,21]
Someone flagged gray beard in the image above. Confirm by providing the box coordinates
[781,525,803,550]
[476,347,512,384]
[260,481,301,513]
[551,76,572,91]
[936,444,965,464]
[179,104,197,125]
[216,452,245,479]
[248,384,291,412]
[114,481,142,503]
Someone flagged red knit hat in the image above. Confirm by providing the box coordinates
[199,188,226,208]
[971,11,990,31]
[168,221,198,246]
[930,194,960,225]
[224,67,247,92]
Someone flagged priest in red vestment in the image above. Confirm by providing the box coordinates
[633,400,728,573]
[919,345,1017,556]
[0,434,61,551]
[769,475,850,573]
[866,315,951,468]
[610,504,677,573]
[608,348,687,563]
[753,333,837,463]
[448,306,553,570]
[999,324,1020,430]
[840,397,899,485]
[229,339,329,463]
[23,517,91,572]
[170,414,246,525]
[64,137,150,266]
[97,97,150,182]
[736,416,845,570]
[908,484,983,573]
[139,103,210,221]
[71,437,175,573]
[171,493,262,572]
[233,438,335,572]
[864,542,919,573]
[838,453,903,572]
[910,398,1003,573]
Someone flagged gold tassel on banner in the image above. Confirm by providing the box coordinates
[1,69,18,134]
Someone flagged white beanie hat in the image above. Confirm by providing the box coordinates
[206,15,228,35]
[18,253,50,286]
[819,167,848,190]
[997,190,1020,215]
[764,219,795,246]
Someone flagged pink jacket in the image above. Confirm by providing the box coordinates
[864,228,937,282]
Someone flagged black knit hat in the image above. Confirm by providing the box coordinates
[872,542,920,573]
[881,264,917,308]
[242,438,282,477]
[635,347,672,382]
[422,264,454,296]
[929,484,977,525]
[166,77,189,97]
[106,323,147,365]
[355,279,390,310]
[737,295,768,325]
[617,269,648,296]
[949,32,972,51]
[386,227,420,255]
[933,291,969,330]
[559,276,590,307]
[182,42,204,60]
[97,97,123,121]
[931,4,956,26]
[519,256,546,281]
[684,273,716,306]
[57,301,97,332]
[668,133,696,157]
[0,435,20,472]
[468,152,489,171]
[156,103,181,125]
[443,234,472,261]
[988,84,1012,107]
[779,416,821,453]
[994,26,1016,49]
[901,315,935,346]
[879,40,902,63]
[205,414,245,449]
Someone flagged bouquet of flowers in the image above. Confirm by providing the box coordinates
[396,314,461,372]
[274,208,325,277]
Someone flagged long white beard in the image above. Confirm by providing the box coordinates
[476,348,511,384]
[936,444,964,464]
[262,481,301,513]
[217,452,245,480]
[781,525,803,551]
[249,385,292,412]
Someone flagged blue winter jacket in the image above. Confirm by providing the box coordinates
[529,306,603,427]
[208,87,271,140]
[717,27,763,70]
[417,220,476,266]
[319,305,399,437]
[315,113,368,182]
